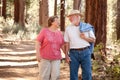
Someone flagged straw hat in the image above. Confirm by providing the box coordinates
[67,10,83,17]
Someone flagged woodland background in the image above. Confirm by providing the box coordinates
[0,0,120,80]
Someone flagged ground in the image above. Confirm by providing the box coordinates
[1,40,119,80]
[0,40,74,80]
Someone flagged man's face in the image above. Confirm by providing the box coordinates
[68,15,80,26]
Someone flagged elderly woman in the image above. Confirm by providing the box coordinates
[36,16,65,80]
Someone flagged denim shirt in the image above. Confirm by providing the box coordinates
[79,22,95,54]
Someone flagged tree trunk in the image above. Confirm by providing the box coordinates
[60,0,65,31]
[14,0,19,23]
[19,0,25,28]
[0,0,6,19]
[39,0,49,27]
[85,0,107,54]
[73,0,81,10]
[39,1,42,26]
[0,0,2,16]
[2,0,6,19]
[54,0,57,15]
[116,0,120,40]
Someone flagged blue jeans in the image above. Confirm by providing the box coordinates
[69,48,92,80]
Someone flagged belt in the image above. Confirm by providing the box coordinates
[70,46,89,51]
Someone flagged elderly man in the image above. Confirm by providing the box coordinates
[64,10,96,80]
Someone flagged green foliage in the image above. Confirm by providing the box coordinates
[7,0,14,3]
[105,64,120,79]
[92,53,120,80]
[107,0,118,44]
[26,0,31,4]
[36,25,42,34]
[1,17,41,40]
[94,42,104,52]
[26,0,31,9]
[2,27,11,34]
[104,53,120,79]
[0,0,40,40]
[113,40,120,46]
[2,23,27,34]
[11,23,41,40]
[12,24,28,34]
[114,54,120,60]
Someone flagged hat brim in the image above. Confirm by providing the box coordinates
[67,13,83,17]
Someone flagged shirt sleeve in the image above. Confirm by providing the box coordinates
[64,28,70,42]
[89,30,96,39]
[37,28,45,43]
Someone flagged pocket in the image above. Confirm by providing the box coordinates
[86,48,91,55]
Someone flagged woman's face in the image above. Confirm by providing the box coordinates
[52,18,60,27]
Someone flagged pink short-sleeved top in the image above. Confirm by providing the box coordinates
[37,28,64,60]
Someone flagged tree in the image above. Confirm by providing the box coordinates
[14,0,19,23]
[85,0,107,54]
[60,0,65,31]
[14,0,25,28]
[0,0,6,19]
[54,0,57,15]
[0,0,2,16]
[2,0,6,19]
[19,0,25,27]
[39,0,49,27]
[116,0,120,40]
[73,0,81,10]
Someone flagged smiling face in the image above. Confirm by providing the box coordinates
[52,18,60,27]
[68,14,81,26]
[48,16,60,27]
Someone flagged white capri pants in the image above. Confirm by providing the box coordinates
[38,59,60,80]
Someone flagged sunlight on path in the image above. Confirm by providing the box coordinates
[0,41,73,80]
[0,50,36,54]
[0,78,32,80]
[0,77,37,80]
[0,61,38,67]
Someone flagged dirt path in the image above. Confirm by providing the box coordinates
[0,40,71,80]
[1,40,116,80]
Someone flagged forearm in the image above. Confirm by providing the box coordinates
[35,41,41,59]
[83,37,95,43]
[64,42,70,57]
[64,42,71,63]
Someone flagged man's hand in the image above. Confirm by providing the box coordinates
[80,33,86,39]
[80,33,95,43]
[65,55,71,64]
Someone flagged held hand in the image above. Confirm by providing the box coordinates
[65,55,71,64]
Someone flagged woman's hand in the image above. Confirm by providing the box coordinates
[35,41,41,62]
[65,55,71,64]
[36,56,41,62]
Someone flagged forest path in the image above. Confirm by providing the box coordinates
[0,40,70,80]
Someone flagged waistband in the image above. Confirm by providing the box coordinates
[70,46,89,51]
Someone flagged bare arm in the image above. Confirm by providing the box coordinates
[61,44,65,54]
[80,33,95,43]
[35,41,41,62]
[64,42,71,64]
[64,42,69,56]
